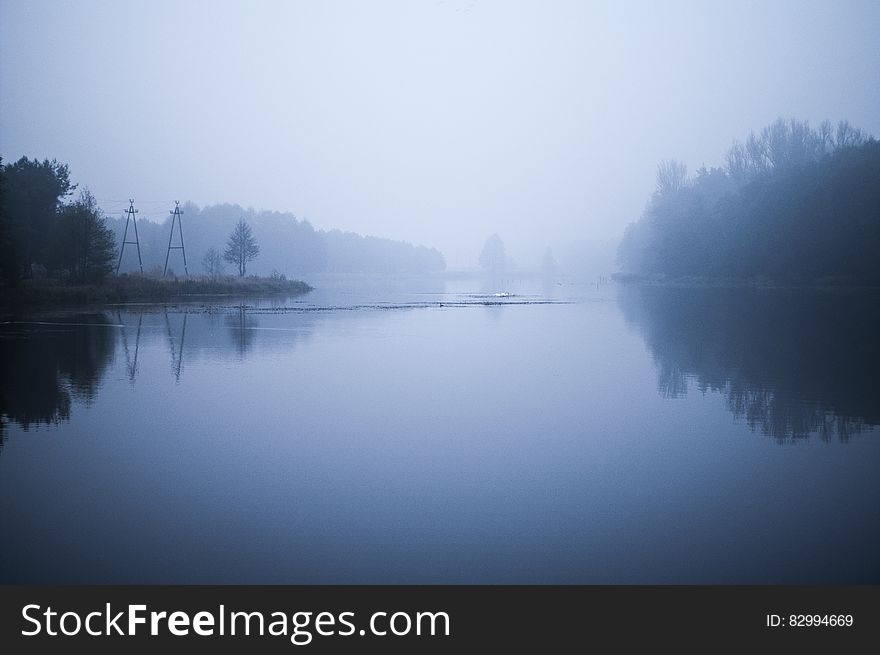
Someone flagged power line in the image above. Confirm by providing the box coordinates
[97,198,178,203]
[116,199,144,275]
[164,201,189,276]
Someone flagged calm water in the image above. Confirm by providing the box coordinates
[1,279,879,583]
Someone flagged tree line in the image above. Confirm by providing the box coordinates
[109,203,446,278]
[0,156,446,286]
[0,156,262,285]
[0,157,117,284]
[617,118,880,284]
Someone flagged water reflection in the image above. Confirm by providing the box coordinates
[5,283,875,451]
[226,305,258,358]
[617,284,880,441]
[164,311,188,380]
[0,304,325,445]
[118,312,143,382]
[0,314,117,447]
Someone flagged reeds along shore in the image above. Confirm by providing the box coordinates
[0,274,313,308]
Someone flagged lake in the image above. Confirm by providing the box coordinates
[1,278,879,583]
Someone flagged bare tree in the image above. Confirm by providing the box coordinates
[655,159,688,196]
[835,120,866,149]
[725,141,749,181]
[223,219,260,277]
[762,118,823,170]
[745,132,768,176]
[817,119,833,155]
[202,247,223,280]
[728,117,861,184]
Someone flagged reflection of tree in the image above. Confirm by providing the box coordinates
[0,314,116,448]
[226,305,258,358]
[724,385,867,441]
[618,285,880,441]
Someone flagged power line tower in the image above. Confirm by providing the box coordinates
[164,200,189,276]
[116,199,143,275]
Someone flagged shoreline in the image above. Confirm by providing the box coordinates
[0,275,313,310]
[612,272,880,292]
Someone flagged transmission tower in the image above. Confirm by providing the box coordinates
[164,200,189,276]
[116,199,143,274]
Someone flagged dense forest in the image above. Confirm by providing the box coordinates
[0,156,446,288]
[617,119,880,284]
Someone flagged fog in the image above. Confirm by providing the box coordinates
[1,0,879,269]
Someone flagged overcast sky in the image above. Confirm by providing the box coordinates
[2,0,878,268]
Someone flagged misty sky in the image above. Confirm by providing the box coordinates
[2,0,878,268]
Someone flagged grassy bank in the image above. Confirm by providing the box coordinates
[0,274,313,308]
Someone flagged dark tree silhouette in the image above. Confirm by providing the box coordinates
[0,156,14,284]
[1,156,75,281]
[618,118,879,284]
[50,190,116,283]
[224,218,260,277]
